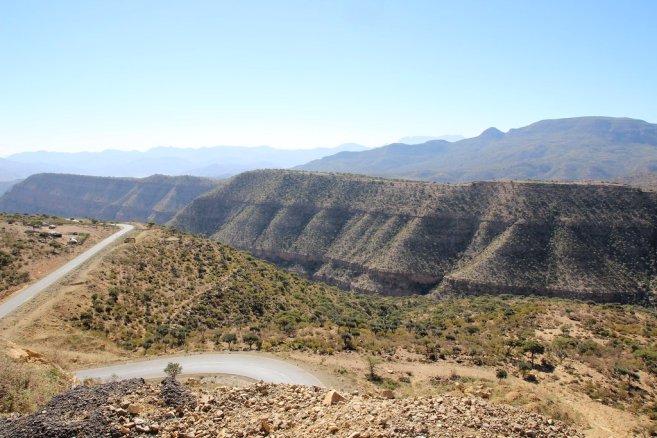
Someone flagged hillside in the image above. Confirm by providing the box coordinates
[615,171,657,191]
[0,174,220,223]
[5,226,654,434]
[0,338,72,414]
[170,169,657,303]
[0,181,19,196]
[297,117,657,182]
[0,213,115,301]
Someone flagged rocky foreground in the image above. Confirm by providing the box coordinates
[0,378,583,438]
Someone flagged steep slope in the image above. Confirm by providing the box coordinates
[170,170,657,303]
[0,174,220,223]
[297,117,657,182]
[0,180,19,196]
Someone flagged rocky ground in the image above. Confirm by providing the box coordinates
[0,378,584,438]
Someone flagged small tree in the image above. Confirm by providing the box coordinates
[518,361,532,378]
[365,356,382,382]
[222,333,238,350]
[504,338,523,357]
[243,333,260,350]
[614,365,640,387]
[341,332,355,351]
[164,362,182,379]
[552,336,575,364]
[522,340,545,367]
[496,369,508,380]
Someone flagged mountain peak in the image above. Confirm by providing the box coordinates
[479,127,504,139]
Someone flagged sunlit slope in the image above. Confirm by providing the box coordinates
[170,169,657,303]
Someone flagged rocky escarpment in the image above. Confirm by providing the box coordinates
[0,174,220,223]
[170,170,657,303]
[0,380,583,437]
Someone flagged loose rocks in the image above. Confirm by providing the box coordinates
[0,380,584,438]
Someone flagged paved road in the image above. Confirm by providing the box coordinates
[0,222,325,386]
[74,353,325,386]
[0,223,134,319]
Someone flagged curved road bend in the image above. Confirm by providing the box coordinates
[0,223,134,319]
[0,222,325,386]
[74,353,325,387]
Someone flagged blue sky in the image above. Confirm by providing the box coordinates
[1,0,656,155]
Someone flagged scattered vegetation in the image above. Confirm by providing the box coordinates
[164,362,182,379]
[0,349,71,414]
[0,213,88,297]
[71,226,657,417]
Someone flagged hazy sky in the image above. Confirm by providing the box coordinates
[1,1,656,156]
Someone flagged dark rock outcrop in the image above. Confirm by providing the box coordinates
[0,379,145,438]
[160,377,196,409]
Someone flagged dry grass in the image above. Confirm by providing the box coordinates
[0,348,72,414]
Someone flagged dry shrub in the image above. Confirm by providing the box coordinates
[0,352,71,414]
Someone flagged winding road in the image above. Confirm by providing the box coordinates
[0,223,134,319]
[74,353,324,386]
[0,222,325,386]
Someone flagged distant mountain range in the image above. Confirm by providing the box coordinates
[0,174,220,223]
[5,117,657,184]
[0,143,369,181]
[298,117,657,182]
[397,135,464,144]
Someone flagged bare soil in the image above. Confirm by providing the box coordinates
[0,217,116,303]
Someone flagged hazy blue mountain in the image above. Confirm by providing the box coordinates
[397,135,464,144]
[5,144,369,179]
[0,158,60,181]
[0,180,20,195]
[297,117,657,182]
[0,173,220,223]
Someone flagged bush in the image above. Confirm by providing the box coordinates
[164,362,182,379]
[242,333,261,350]
[523,373,539,383]
[221,333,238,350]
[496,369,508,379]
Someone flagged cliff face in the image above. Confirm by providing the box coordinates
[170,170,657,303]
[0,173,220,223]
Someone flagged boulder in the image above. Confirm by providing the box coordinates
[323,390,346,406]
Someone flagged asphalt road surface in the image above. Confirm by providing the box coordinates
[74,353,325,386]
[0,223,134,319]
[0,222,325,387]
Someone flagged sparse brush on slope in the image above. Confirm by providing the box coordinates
[72,227,657,418]
[0,343,72,414]
[170,169,657,302]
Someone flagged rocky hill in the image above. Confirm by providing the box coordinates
[0,378,584,437]
[170,169,657,303]
[297,117,657,182]
[0,174,220,223]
